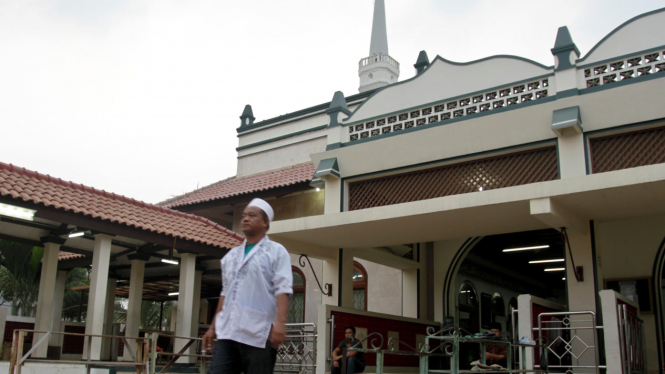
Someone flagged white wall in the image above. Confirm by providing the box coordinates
[596,214,665,374]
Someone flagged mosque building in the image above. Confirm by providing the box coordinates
[0,1,664,373]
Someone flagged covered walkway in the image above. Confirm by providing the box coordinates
[0,162,242,362]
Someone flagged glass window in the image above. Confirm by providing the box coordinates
[287,268,306,323]
[353,262,367,311]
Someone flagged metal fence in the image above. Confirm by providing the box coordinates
[535,311,606,374]
[618,305,647,374]
[275,323,317,374]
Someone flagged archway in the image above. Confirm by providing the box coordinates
[444,229,566,334]
[353,261,368,311]
[651,236,665,371]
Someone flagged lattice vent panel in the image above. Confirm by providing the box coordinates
[590,126,665,173]
[583,50,665,88]
[348,147,558,210]
[348,78,550,142]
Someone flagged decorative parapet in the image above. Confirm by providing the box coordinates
[347,76,551,142]
[580,49,665,89]
[359,53,400,70]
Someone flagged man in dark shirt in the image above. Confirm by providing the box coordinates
[331,326,365,374]
[482,323,507,367]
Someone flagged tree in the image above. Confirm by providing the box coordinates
[0,240,42,316]
[61,268,90,321]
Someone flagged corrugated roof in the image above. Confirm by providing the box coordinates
[161,163,315,208]
[0,162,244,250]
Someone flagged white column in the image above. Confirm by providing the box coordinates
[49,270,68,348]
[83,233,113,360]
[189,271,202,346]
[402,269,418,318]
[558,133,587,178]
[33,238,62,358]
[101,277,116,360]
[175,253,197,363]
[122,257,146,361]
[324,179,342,214]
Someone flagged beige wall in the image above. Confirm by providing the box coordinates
[232,190,324,232]
[356,258,402,316]
[597,214,665,374]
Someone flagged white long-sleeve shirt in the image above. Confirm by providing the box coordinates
[214,236,293,348]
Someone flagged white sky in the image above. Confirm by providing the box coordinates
[1,0,663,204]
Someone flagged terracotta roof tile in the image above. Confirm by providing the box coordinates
[161,163,315,208]
[0,162,243,250]
[58,251,85,261]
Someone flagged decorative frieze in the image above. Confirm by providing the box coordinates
[348,78,550,142]
[583,50,664,88]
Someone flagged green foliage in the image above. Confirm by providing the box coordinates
[61,268,90,321]
[0,240,42,316]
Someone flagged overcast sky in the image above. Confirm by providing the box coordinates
[1,0,663,204]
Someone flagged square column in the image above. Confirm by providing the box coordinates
[122,255,148,361]
[175,253,199,363]
[101,277,117,360]
[49,270,68,348]
[33,237,64,358]
[83,233,113,360]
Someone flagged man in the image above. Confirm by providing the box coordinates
[331,326,365,374]
[203,198,293,374]
[482,323,507,367]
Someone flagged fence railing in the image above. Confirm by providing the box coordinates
[535,311,605,374]
[275,323,317,374]
[618,305,647,374]
[9,329,150,374]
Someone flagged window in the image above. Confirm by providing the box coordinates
[459,281,479,333]
[491,293,505,325]
[353,262,367,311]
[287,267,306,323]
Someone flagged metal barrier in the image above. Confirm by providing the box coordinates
[618,305,647,374]
[422,325,542,374]
[9,329,150,374]
[275,323,317,374]
[146,333,211,374]
[535,311,606,374]
[146,323,317,374]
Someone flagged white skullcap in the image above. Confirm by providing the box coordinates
[247,198,274,222]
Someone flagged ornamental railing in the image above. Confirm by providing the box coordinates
[359,54,400,69]
[618,305,647,374]
[275,323,318,374]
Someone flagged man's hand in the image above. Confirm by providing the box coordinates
[203,327,215,352]
[333,360,340,368]
[269,322,286,348]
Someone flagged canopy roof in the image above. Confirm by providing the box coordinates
[0,162,243,252]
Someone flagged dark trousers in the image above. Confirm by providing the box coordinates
[208,339,277,374]
[331,356,365,374]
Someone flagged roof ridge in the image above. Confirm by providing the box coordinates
[159,175,238,206]
[1,161,244,241]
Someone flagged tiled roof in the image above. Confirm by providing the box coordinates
[0,162,244,250]
[58,251,85,261]
[161,163,315,208]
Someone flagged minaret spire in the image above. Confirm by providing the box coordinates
[358,0,400,92]
[369,0,389,55]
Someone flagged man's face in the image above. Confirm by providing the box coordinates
[490,328,501,336]
[344,329,355,339]
[241,206,268,237]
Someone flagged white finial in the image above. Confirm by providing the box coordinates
[369,0,389,56]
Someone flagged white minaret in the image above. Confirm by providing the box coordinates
[358,0,400,92]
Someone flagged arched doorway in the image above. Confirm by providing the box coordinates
[353,261,368,311]
[287,267,306,323]
[447,229,566,333]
